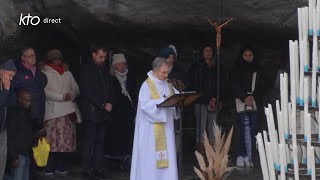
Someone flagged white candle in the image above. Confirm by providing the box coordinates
[294,41,300,99]
[293,145,300,180]
[284,73,289,139]
[310,146,316,180]
[317,6,320,36]
[257,133,270,180]
[310,1,315,35]
[279,143,287,180]
[298,8,303,41]
[312,32,318,107]
[307,113,312,148]
[273,130,280,168]
[291,110,297,147]
[266,142,276,180]
[288,103,292,135]
[305,7,310,39]
[304,78,309,139]
[299,40,305,106]
[278,111,285,144]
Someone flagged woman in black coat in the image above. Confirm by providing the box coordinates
[105,53,137,170]
[231,46,264,167]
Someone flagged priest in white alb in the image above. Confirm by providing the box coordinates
[130,57,180,180]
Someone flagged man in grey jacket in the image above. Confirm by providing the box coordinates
[0,59,17,179]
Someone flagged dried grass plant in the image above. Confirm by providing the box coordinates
[194,123,235,180]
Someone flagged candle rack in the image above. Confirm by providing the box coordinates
[304,71,320,77]
[286,134,320,147]
[296,104,319,111]
[275,167,320,179]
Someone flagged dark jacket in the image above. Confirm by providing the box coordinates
[0,88,16,132]
[79,60,115,123]
[188,60,225,104]
[105,75,137,156]
[12,60,47,123]
[231,53,264,105]
[6,105,45,162]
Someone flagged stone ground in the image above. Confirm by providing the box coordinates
[34,158,263,180]
[34,109,265,180]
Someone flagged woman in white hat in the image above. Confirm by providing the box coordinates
[105,53,138,170]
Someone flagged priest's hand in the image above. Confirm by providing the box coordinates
[105,103,112,112]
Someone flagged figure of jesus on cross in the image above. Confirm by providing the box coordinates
[207,17,233,54]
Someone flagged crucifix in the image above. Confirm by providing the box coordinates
[207,17,233,55]
[204,4,233,138]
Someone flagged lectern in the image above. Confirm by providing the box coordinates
[157,92,201,179]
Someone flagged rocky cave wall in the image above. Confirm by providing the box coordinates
[0,0,305,89]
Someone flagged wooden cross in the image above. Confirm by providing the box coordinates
[207,17,233,54]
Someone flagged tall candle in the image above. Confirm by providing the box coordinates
[288,103,292,135]
[266,142,276,180]
[304,78,309,139]
[298,8,303,41]
[273,130,280,168]
[293,145,300,180]
[292,110,297,147]
[279,143,286,180]
[310,1,315,35]
[310,146,316,180]
[299,40,305,106]
[307,113,312,147]
[257,133,269,180]
[312,32,318,106]
[293,41,300,99]
[284,73,289,139]
[278,111,285,144]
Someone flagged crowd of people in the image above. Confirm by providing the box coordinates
[0,42,273,180]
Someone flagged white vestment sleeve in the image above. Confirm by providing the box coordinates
[139,83,167,123]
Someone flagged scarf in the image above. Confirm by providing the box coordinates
[46,63,64,75]
[114,69,129,96]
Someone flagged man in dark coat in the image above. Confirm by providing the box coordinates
[12,47,47,124]
[79,44,115,179]
[0,59,17,179]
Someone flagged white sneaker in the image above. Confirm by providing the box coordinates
[236,156,245,167]
[244,156,254,167]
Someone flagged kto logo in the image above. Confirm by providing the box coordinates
[19,13,40,26]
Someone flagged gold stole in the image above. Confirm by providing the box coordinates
[145,77,173,168]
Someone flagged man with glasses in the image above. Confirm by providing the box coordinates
[12,47,47,125]
[79,43,115,179]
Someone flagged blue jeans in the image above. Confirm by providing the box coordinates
[6,154,30,180]
[236,111,258,160]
